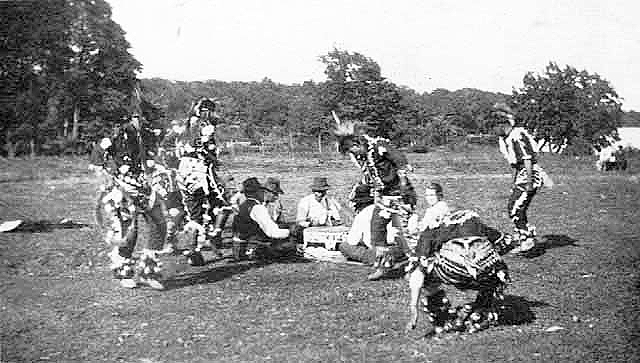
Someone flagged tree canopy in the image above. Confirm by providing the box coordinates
[318,48,404,139]
[1,6,634,158]
[512,62,623,152]
[1,0,141,156]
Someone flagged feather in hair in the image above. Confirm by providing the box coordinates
[333,119,356,137]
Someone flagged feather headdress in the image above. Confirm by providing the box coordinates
[190,97,218,117]
[493,102,516,127]
[332,110,360,154]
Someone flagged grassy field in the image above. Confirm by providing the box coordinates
[1,146,639,362]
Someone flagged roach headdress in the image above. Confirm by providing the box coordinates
[331,110,360,154]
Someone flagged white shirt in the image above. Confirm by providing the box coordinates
[418,200,451,231]
[347,204,376,248]
[248,200,289,239]
[265,199,285,223]
[347,204,395,249]
[296,194,342,227]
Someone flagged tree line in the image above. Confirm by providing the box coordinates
[1,1,633,157]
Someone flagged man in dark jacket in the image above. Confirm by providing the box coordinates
[231,177,298,261]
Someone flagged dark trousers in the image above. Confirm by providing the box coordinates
[339,243,377,265]
[507,187,537,231]
[106,197,167,257]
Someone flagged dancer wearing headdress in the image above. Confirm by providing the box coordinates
[333,112,417,280]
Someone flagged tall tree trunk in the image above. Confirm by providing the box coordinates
[71,104,80,141]
[6,129,16,158]
[46,92,61,137]
[288,131,294,153]
[29,138,36,158]
[318,133,322,153]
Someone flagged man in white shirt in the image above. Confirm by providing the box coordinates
[339,185,404,266]
[231,177,297,260]
[296,177,343,228]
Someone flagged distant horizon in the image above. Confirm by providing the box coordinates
[109,0,640,112]
[138,76,639,113]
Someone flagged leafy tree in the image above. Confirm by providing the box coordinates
[1,0,141,156]
[284,81,330,151]
[512,62,623,152]
[1,0,70,156]
[318,48,404,139]
[63,0,141,142]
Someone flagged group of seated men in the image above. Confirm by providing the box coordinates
[224,175,345,261]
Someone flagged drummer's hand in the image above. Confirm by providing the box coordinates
[288,223,299,234]
[298,220,311,228]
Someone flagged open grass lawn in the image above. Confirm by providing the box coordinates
[1,147,639,362]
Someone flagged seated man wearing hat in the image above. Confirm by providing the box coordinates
[231,177,297,260]
[264,177,286,225]
[296,177,343,228]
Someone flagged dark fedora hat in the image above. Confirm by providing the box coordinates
[264,177,284,194]
[310,177,331,191]
[242,177,264,194]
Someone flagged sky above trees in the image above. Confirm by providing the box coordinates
[107,0,640,111]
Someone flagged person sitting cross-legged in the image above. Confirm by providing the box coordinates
[296,177,343,228]
[339,184,404,266]
[231,177,299,261]
[263,177,286,225]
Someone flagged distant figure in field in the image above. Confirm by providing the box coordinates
[614,145,628,171]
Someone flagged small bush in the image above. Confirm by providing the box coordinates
[407,144,430,153]
[563,140,595,156]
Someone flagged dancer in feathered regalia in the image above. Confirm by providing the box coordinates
[90,112,166,290]
[493,103,552,255]
[332,112,417,280]
[174,97,233,266]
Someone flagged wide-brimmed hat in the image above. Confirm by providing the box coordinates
[242,177,264,194]
[264,177,284,194]
[310,177,331,191]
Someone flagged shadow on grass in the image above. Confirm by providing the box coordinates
[521,234,579,258]
[164,255,311,290]
[499,295,549,325]
[0,219,90,233]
